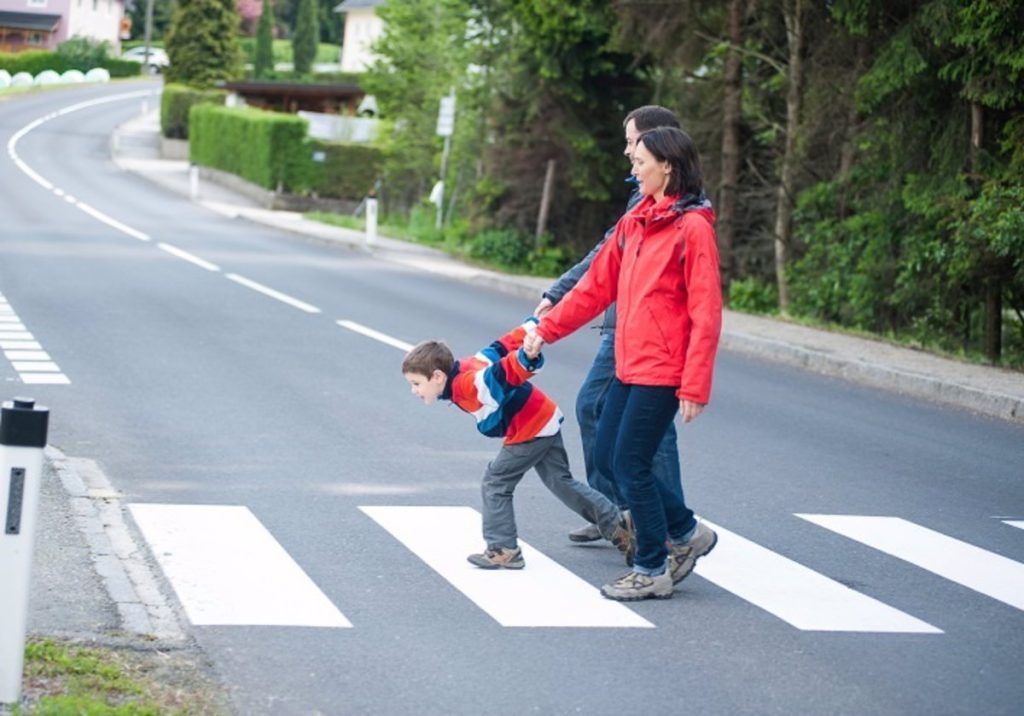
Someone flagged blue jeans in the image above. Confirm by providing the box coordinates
[594,379,697,574]
[576,333,685,516]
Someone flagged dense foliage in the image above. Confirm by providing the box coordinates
[163,0,243,87]
[363,0,1024,366]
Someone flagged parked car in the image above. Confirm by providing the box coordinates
[120,47,169,73]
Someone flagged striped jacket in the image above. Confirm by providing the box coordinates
[440,319,563,445]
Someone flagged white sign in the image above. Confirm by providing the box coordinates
[436,94,456,137]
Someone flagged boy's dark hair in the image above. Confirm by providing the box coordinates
[637,126,704,197]
[624,105,681,132]
[402,340,455,377]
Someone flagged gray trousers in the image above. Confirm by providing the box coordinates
[481,432,622,550]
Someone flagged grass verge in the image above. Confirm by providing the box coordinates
[7,638,227,715]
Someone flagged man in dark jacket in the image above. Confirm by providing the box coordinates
[534,105,688,543]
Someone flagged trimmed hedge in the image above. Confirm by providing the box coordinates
[0,50,141,78]
[307,139,384,199]
[160,83,226,139]
[188,104,385,199]
[189,105,310,191]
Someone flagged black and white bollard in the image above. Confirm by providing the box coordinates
[0,397,49,705]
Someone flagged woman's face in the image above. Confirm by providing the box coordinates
[632,140,671,198]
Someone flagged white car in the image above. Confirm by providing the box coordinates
[121,46,169,73]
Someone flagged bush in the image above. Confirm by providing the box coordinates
[308,140,384,199]
[57,37,110,69]
[189,104,309,191]
[466,229,531,269]
[0,49,139,78]
[160,83,226,139]
[104,59,143,78]
[728,277,778,313]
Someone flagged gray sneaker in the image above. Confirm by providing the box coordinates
[600,568,673,601]
[467,547,525,570]
[568,522,602,543]
[668,522,717,585]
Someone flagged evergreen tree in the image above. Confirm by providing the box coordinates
[292,0,319,75]
[164,0,243,87]
[255,0,274,79]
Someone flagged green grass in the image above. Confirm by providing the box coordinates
[14,638,226,715]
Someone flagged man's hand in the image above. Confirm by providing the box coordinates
[523,332,545,359]
[534,297,554,319]
[680,400,705,423]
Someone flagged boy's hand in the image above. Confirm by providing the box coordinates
[680,400,705,423]
[523,332,545,359]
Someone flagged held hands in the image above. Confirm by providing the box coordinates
[680,400,705,423]
[523,332,545,360]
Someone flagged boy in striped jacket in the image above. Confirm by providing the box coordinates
[402,318,634,569]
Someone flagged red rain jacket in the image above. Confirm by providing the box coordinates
[536,193,722,404]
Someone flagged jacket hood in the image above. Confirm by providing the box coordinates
[633,191,717,227]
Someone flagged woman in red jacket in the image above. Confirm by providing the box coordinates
[524,126,722,601]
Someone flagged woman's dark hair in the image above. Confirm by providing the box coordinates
[636,126,704,197]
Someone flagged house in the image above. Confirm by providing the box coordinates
[0,0,124,54]
[334,0,384,73]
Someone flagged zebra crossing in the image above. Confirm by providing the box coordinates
[127,502,1024,634]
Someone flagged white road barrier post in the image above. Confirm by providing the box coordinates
[365,197,378,247]
[189,165,199,200]
[0,397,50,705]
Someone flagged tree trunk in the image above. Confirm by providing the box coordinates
[773,0,803,312]
[718,0,743,295]
[971,101,1001,362]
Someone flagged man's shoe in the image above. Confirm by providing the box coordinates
[600,569,673,601]
[606,512,636,567]
[467,547,525,570]
[668,522,717,585]
[568,522,602,543]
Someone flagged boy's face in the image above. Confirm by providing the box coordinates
[405,370,447,404]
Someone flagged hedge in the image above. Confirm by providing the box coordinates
[188,104,384,199]
[0,50,140,78]
[189,105,310,191]
[160,83,226,139]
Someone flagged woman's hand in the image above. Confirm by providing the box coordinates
[533,297,554,319]
[524,332,545,359]
[680,400,705,423]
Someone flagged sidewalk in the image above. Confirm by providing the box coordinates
[112,109,1024,424]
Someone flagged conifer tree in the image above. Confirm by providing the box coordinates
[255,0,274,79]
[164,0,243,87]
[292,0,318,76]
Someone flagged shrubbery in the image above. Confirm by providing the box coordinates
[160,83,226,139]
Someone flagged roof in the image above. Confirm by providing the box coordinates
[219,80,364,100]
[0,11,61,32]
[333,0,385,13]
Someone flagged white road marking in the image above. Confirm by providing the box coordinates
[128,504,351,627]
[694,519,940,633]
[0,296,69,384]
[75,201,151,242]
[225,273,321,314]
[360,505,653,628]
[11,361,60,372]
[157,242,220,272]
[797,514,1024,612]
[0,341,42,350]
[20,374,71,385]
[1004,520,1024,531]
[337,320,413,352]
[4,351,49,361]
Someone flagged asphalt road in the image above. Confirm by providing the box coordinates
[3,82,1024,716]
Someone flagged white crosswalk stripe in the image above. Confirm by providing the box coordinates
[796,514,1024,612]
[129,504,352,627]
[360,505,653,628]
[695,520,940,632]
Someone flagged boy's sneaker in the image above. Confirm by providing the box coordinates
[606,512,636,567]
[467,547,525,570]
[568,522,602,542]
[668,522,717,584]
[600,569,673,601]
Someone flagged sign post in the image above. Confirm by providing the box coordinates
[435,90,456,229]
